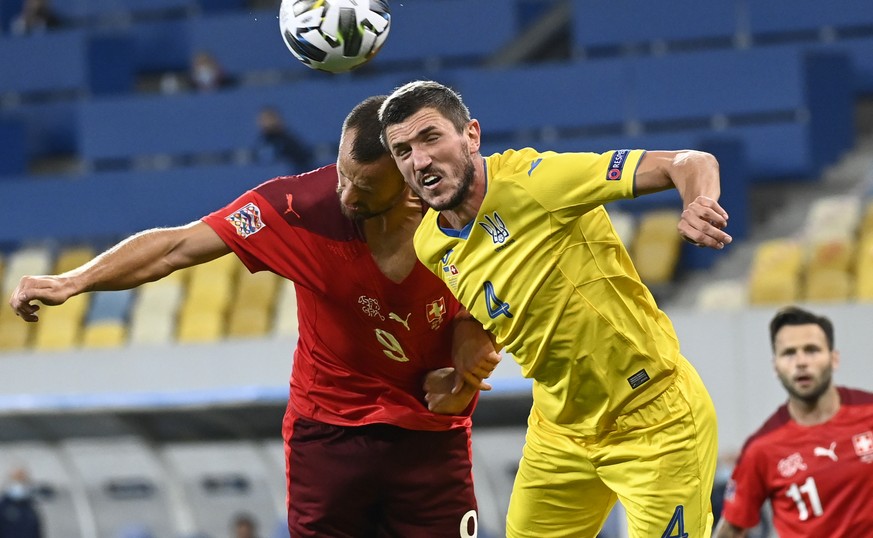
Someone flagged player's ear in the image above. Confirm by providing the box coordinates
[465,119,481,154]
[831,349,840,371]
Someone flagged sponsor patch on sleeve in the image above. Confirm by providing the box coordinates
[225,202,265,238]
[606,149,631,181]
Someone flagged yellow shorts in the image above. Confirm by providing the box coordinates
[506,359,717,538]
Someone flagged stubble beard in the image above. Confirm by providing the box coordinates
[780,366,834,404]
[427,152,476,212]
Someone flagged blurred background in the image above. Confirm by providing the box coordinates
[1,0,873,536]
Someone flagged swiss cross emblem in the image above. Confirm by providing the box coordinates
[426,297,446,330]
[852,431,873,463]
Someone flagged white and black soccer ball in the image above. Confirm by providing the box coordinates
[279,0,391,73]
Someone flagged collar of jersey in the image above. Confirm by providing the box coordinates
[436,158,488,240]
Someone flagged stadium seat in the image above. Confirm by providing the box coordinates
[695,280,748,311]
[272,279,299,337]
[0,29,88,97]
[128,278,185,345]
[854,236,873,302]
[62,438,177,538]
[748,239,804,305]
[804,268,853,303]
[571,0,740,54]
[81,321,127,348]
[804,195,861,243]
[631,210,682,285]
[746,0,873,41]
[227,270,281,339]
[159,441,284,538]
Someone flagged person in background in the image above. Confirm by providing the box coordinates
[10,0,63,35]
[715,306,873,537]
[231,512,259,538]
[0,466,43,538]
[253,106,314,173]
[189,51,234,92]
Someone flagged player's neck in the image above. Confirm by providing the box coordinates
[362,191,421,283]
[788,385,841,426]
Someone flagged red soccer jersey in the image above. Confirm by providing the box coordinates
[202,165,473,432]
[721,386,873,537]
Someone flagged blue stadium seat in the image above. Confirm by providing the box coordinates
[86,290,133,324]
[629,47,806,123]
[78,73,408,165]
[0,163,289,245]
[0,119,26,176]
[53,0,193,24]
[747,0,873,39]
[2,101,79,158]
[571,0,740,52]
[449,58,630,136]
[131,18,191,73]
[189,11,295,78]
[375,0,516,68]
[0,29,88,96]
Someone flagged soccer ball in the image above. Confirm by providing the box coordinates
[279,0,391,73]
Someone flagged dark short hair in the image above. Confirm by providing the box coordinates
[342,95,389,163]
[378,80,472,147]
[769,306,835,351]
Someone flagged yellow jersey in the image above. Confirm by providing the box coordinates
[414,147,685,435]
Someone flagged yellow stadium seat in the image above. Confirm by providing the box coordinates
[273,280,299,336]
[807,237,855,272]
[0,307,31,352]
[803,268,853,303]
[631,210,682,285]
[176,308,224,343]
[81,322,127,348]
[30,294,89,351]
[227,307,272,338]
[748,239,804,305]
[53,246,96,273]
[855,237,873,301]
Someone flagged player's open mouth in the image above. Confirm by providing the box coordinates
[422,174,440,188]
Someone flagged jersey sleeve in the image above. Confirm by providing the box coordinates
[495,148,643,223]
[721,442,770,529]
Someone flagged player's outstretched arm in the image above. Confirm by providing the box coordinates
[451,310,501,393]
[9,221,230,322]
[634,150,733,250]
[713,518,748,538]
[423,367,478,415]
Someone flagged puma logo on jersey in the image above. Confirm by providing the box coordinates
[813,442,838,462]
[284,193,301,218]
[389,312,411,330]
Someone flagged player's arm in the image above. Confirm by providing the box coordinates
[451,309,501,393]
[10,221,230,322]
[633,150,732,250]
[713,518,749,538]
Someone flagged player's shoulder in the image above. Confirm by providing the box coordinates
[485,147,543,177]
[837,386,873,407]
[739,404,793,456]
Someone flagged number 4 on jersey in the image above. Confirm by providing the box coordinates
[483,281,512,319]
[661,505,688,538]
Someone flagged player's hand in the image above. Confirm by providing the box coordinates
[9,275,71,322]
[452,320,501,394]
[678,196,732,250]
[423,367,476,415]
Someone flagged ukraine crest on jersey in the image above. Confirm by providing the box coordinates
[414,147,684,435]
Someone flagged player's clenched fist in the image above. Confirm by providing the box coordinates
[9,275,74,322]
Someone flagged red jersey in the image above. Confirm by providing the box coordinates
[721,386,873,537]
[202,165,473,432]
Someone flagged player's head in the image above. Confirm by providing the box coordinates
[336,95,408,221]
[769,306,839,404]
[379,80,480,211]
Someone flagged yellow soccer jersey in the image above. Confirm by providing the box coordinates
[414,147,684,435]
